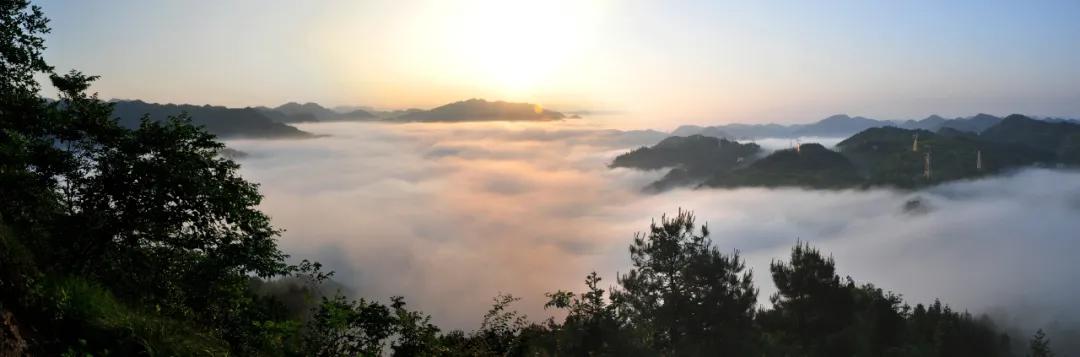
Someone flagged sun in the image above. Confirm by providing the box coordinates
[438,0,603,96]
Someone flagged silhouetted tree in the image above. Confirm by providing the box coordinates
[611,210,758,355]
[760,242,859,356]
[1029,329,1054,357]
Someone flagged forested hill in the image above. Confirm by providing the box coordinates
[111,100,313,139]
[611,135,761,191]
[670,112,1070,140]
[619,114,1080,191]
[257,101,378,123]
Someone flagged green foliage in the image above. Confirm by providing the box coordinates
[44,277,230,356]
[541,273,643,356]
[760,242,1012,357]
[302,294,395,356]
[612,210,759,355]
[838,126,1052,188]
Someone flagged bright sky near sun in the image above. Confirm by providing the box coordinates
[36,0,1080,125]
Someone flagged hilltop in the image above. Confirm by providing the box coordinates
[672,113,1022,139]
[611,135,761,191]
[258,102,378,123]
[620,114,1080,191]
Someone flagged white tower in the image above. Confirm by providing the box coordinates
[976,150,983,171]
[912,133,919,152]
[923,151,932,179]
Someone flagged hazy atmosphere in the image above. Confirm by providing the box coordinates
[6,1,1080,355]
[36,0,1080,125]
[229,121,1080,334]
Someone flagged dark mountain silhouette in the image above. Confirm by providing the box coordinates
[624,114,1080,190]
[792,114,882,137]
[895,115,948,131]
[939,113,1001,133]
[110,100,312,139]
[837,126,1050,187]
[611,135,760,191]
[674,113,1010,139]
[703,143,862,189]
[274,102,340,120]
[980,114,1080,163]
[261,102,377,123]
[391,99,565,122]
[670,125,734,139]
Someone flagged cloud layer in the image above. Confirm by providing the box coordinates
[227,122,1080,342]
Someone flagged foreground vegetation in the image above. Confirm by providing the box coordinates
[0,1,1058,355]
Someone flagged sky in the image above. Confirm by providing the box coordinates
[37,0,1080,125]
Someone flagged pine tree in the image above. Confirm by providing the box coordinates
[1028,329,1054,357]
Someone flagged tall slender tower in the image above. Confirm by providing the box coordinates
[923,151,932,179]
[976,150,983,171]
[912,133,919,152]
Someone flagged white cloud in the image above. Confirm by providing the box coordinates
[227,121,1080,340]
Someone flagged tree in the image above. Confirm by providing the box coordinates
[761,241,858,356]
[302,294,395,356]
[1029,329,1054,357]
[611,210,758,355]
[1,1,295,353]
[543,272,642,355]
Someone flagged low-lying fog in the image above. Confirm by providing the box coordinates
[227,121,1080,345]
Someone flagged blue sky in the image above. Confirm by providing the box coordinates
[36,0,1080,125]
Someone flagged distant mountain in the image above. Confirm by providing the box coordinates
[670,125,734,139]
[701,123,799,139]
[938,113,1001,133]
[703,143,862,189]
[674,113,1008,139]
[110,100,312,139]
[274,102,341,120]
[673,114,884,139]
[792,114,883,137]
[980,114,1080,163]
[619,114,1080,191]
[895,115,948,131]
[263,102,377,123]
[372,108,424,119]
[391,99,565,122]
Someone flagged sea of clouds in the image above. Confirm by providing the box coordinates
[226,121,1080,349]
